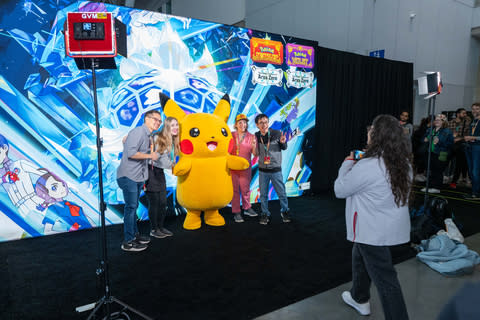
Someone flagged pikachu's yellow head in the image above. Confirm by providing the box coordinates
[161,93,234,158]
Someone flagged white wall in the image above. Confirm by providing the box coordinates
[171,0,480,124]
[171,0,245,25]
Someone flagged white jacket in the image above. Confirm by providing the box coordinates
[334,157,411,246]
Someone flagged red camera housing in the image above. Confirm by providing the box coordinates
[64,12,117,58]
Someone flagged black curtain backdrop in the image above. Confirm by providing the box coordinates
[311,46,413,192]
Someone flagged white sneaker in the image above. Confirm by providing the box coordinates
[437,229,448,237]
[421,187,440,193]
[445,218,464,243]
[415,175,426,182]
[341,291,371,316]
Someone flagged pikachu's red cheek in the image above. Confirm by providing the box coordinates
[180,139,194,154]
[228,138,234,154]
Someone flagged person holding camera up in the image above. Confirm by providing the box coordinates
[334,114,411,320]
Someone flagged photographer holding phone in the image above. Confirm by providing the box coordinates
[334,114,412,319]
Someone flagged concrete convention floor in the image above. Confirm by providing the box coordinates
[255,233,480,320]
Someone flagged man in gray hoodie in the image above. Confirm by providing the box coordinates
[254,113,289,225]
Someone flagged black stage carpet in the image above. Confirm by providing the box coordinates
[1,191,478,320]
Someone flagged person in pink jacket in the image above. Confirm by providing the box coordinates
[230,114,258,222]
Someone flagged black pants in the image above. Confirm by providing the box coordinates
[452,143,468,183]
[429,156,448,189]
[350,243,409,320]
[146,191,167,230]
[145,167,167,231]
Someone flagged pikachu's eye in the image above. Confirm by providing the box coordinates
[190,128,200,137]
[221,128,228,137]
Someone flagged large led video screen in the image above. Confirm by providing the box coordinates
[0,1,317,242]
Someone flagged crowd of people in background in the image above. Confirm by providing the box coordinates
[407,103,480,199]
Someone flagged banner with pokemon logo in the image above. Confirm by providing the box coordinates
[0,1,317,242]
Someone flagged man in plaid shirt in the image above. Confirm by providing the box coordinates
[448,108,471,188]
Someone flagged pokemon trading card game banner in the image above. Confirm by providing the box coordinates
[0,1,317,242]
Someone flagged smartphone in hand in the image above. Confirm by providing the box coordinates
[353,150,365,160]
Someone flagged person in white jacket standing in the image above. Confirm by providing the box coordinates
[334,114,412,320]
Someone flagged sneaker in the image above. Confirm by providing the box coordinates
[234,213,244,223]
[121,240,148,252]
[415,174,426,182]
[420,187,440,194]
[150,229,168,239]
[463,194,480,200]
[135,234,151,244]
[449,182,457,189]
[444,218,464,243]
[259,214,269,225]
[341,291,371,316]
[280,211,291,223]
[160,228,173,236]
[244,207,258,217]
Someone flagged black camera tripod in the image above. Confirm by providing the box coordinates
[75,58,153,320]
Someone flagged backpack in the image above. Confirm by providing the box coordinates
[410,197,450,244]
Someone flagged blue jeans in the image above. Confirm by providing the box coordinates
[350,243,409,320]
[117,177,143,243]
[465,143,480,195]
[259,170,289,216]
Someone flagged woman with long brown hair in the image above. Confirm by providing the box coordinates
[145,116,180,238]
[334,114,412,320]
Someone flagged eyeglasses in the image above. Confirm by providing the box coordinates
[257,121,269,125]
[148,116,162,124]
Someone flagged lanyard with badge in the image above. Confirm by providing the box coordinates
[170,144,176,166]
[472,119,479,136]
[260,131,271,164]
[235,132,246,156]
[150,135,155,170]
[430,130,440,152]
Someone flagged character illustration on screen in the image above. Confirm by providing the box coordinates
[162,93,249,230]
[0,134,47,219]
[273,98,300,141]
[35,170,92,234]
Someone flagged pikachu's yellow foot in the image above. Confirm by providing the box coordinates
[183,211,202,230]
[204,210,225,226]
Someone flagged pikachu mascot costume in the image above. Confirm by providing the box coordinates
[160,93,249,230]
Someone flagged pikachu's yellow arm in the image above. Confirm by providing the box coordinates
[173,157,192,176]
[226,155,249,171]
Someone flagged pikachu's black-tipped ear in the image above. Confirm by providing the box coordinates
[159,92,170,108]
[213,94,231,123]
[221,93,230,104]
[161,92,186,121]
